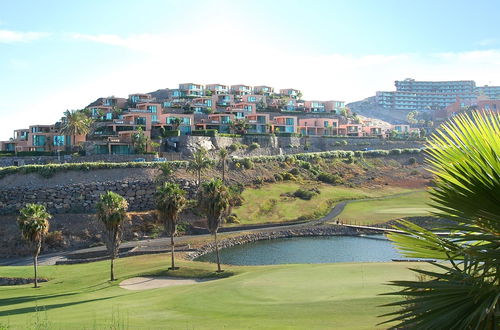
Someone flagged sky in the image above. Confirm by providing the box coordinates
[1,0,500,139]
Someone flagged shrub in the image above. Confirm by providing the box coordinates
[274,173,284,181]
[293,188,319,200]
[389,148,402,155]
[281,172,297,181]
[248,142,260,150]
[317,172,343,184]
[258,199,278,215]
[225,215,240,224]
[44,231,65,248]
[288,168,300,176]
[408,157,417,165]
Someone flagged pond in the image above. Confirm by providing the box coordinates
[196,235,401,265]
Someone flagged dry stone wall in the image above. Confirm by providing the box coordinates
[0,179,197,215]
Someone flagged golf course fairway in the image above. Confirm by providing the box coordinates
[0,253,428,329]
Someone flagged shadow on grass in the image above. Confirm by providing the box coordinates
[142,267,235,280]
[0,292,80,307]
[0,295,118,317]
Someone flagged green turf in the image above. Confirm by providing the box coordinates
[336,190,434,225]
[233,181,411,225]
[0,254,428,329]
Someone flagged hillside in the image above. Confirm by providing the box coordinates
[347,96,409,124]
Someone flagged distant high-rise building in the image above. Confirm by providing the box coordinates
[475,85,500,99]
[376,78,499,111]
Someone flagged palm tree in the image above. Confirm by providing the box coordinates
[156,182,187,270]
[218,148,229,183]
[230,119,250,135]
[198,179,231,272]
[381,110,500,329]
[17,204,51,288]
[96,191,129,281]
[188,147,213,189]
[60,110,93,150]
[169,117,182,131]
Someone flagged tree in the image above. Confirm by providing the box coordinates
[132,127,149,154]
[96,191,129,281]
[156,182,187,270]
[156,162,173,184]
[381,110,500,329]
[188,147,213,188]
[230,119,250,135]
[218,148,229,183]
[60,110,93,151]
[169,118,182,131]
[17,204,51,288]
[198,179,231,272]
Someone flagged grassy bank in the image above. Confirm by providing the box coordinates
[0,254,427,329]
[335,190,434,225]
[232,181,411,225]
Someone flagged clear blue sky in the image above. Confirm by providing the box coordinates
[1,0,500,139]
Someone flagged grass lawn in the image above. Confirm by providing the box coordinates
[0,254,428,329]
[336,190,434,225]
[233,181,412,225]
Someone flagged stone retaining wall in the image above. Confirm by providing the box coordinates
[0,277,48,286]
[0,179,197,215]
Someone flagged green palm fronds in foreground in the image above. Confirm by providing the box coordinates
[380,110,500,329]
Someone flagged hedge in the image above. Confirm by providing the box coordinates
[0,161,188,179]
[191,129,218,137]
[0,148,422,179]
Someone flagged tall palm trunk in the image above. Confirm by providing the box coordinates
[197,170,201,189]
[33,239,41,288]
[222,161,226,184]
[170,233,176,269]
[214,231,222,272]
[110,256,115,281]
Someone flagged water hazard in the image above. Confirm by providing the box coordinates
[195,235,402,265]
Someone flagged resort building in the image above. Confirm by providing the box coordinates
[280,88,301,99]
[253,86,274,96]
[205,84,229,95]
[298,118,339,136]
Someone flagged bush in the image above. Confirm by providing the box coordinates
[408,157,417,165]
[274,173,284,181]
[293,188,319,200]
[44,231,65,248]
[248,142,260,150]
[228,142,246,152]
[288,168,300,176]
[389,149,402,155]
[317,172,343,184]
[281,172,297,181]
[225,215,240,224]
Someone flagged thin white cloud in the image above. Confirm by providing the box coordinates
[478,38,498,47]
[0,29,50,43]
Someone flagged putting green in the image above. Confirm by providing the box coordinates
[0,254,429,329]
[337,190,435,225]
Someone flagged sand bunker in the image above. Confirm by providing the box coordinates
[120,276,212,290]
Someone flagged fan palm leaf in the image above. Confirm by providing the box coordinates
[380,110,500,329]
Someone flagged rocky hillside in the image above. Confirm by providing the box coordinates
[347,96,409,124]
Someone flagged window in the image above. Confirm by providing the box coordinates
[152,115,158,123]
[147,105,157,113]
[285,118,294,126]
[53,135,65,146]
[33,135,46,146]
